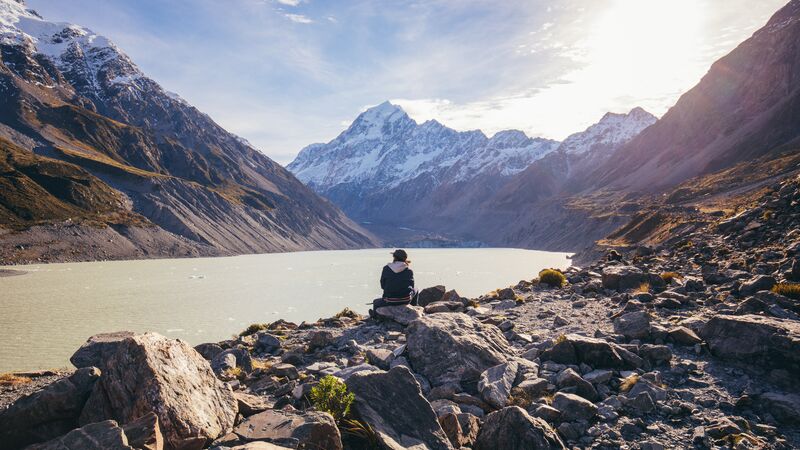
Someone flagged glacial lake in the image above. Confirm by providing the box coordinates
[0,248,570,372]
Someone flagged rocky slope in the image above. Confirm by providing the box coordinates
[2,172,799,450]
[288,102,654,245]
[0,0,377,264]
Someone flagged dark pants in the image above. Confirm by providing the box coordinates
[372,291,419,309]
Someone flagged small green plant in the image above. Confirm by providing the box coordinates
[660,272,682,283]
[239,323,269,337]
[772,283,800,300]
[309,375,355,422]
[538,269,566,288]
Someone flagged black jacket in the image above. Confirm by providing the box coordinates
[380,263,414,299]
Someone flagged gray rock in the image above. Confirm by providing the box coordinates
[739,275,777,296]
[307,330,338,350]
[0,367,101,449]
[539,334,638,369]
[70,331,135,369]
[212,348,253,375]
[473,406,565,450]
[667,326,702,345]
[24,420,133,450]
[406,313,513,388]
[477,361,519,409]
[122,412,163,450]
[233,409,342,450]
[366,348,395,370]
[194,343,224,361]
[601,266,661,291]
[374,305,424,325]
[346,366,452,450]
[639,344,672,364]
[424,301,465,314]
[255,333,282,353]
[758,392,800,424]
[556,368,597,401]
[418,285,447,307]
[333,363,380,380]
[514,378,550,398]
[583,369,613,384]
[552,392,597,421]
[269,363,299,380]
[79,333,237,450]
[439,412,479,449]
[613,311,651,340]
[531,404,561,422]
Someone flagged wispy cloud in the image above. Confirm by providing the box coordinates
[284,13,312,24]
[24,0,790,164]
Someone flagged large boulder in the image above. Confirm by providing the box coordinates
[473,406,565,450]
[758,392,800,424]
[700,315,800,374]
[374,305,424,325]
[24,420,133,450]
[552,392,597,421]
[233,409,342,450]
[70,332,135,369]
[0,367,101,449]
[346,366,452,450]
[406,313,513,388]
[79,333,237,450]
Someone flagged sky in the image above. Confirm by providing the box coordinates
[26,0,788,164]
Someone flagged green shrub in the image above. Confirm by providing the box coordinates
[239,323,268,337]
[309,375,354,422]
[538,269,566,288]
[772,283,800,300]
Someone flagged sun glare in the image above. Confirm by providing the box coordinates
[571,0,708,111]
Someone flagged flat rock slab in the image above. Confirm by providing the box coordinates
[346,366,452,450]
[406,313,513,388]
[374,305,424,325]
[70,331,136,369]
[700,314,800,374]
[233,409,342,450]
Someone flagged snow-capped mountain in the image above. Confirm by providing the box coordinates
[558,107,656,155]
[0,0,376,261]
[288,101,655,243]
[288,101,559,192]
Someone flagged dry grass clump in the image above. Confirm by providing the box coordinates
[772,283,800,299]
[334,307,361,319]
[634,282,650,294]
[619,374,640,393]
[221,367,244,380]
[466,299,480,308]
[538,269,566,288]
[0,373,31,387]
[660,272,683,283]
[250,359,272,371]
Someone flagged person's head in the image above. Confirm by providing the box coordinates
[391,249,409,263]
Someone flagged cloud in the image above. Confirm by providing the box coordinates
[275,0,301,6]
[284,13,313,24]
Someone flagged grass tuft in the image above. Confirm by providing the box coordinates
[619,374,640,393]
[0,373,32,387]
[660,272,682,283]
[538,269,566,288]
[634,282,650,294]
[334,307,361,319]
[239,323,269,337]
[772,282,800,300]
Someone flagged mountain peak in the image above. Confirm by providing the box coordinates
[358,101,407,123]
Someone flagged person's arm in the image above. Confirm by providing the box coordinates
[380,266,388,290]
[408,269,415,289]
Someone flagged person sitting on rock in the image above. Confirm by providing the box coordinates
[370,249,418,316]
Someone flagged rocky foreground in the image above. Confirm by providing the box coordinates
[1,176,800,450]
